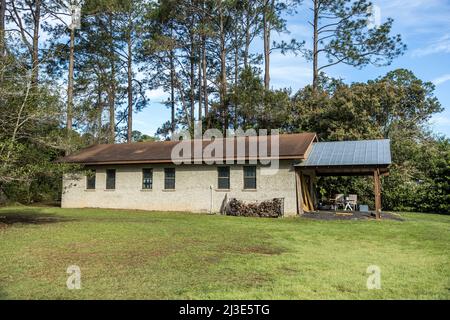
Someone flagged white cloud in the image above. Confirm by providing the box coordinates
[432,74,450,86]
[269,52,312,90]
[271,65,311,84]
[412,34,450,57]
[275,23,310,41]
[378,0,450,28]
[147,88,169,102]
[372,0,450,57]
[381,0,442,11]
[430,115,450,127]
[429,114,450,137]
[133,119,148,126]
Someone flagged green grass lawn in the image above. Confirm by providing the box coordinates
[0,206,449,300]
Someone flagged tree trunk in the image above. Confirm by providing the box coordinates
[202,34,208,128]
[31,0,41,86]
[263,0,271,90]
[244,5,251,68]
[234,29,239,130]
[127,35,133,143]
[67,27,75,134]
[219,4,227,133]
[234,33,239,86]
[108,82,116,144]
[190,31,195,128]
[202,0,209,128]
[374,169,382,220]
[170,49,175,134]
[126,29,133,144]
[108,14,116,144]
[312,0,319,92]
[0,0,6,57]
[65,26,75,156]
[96,88,103,143]
[198,39,202,122]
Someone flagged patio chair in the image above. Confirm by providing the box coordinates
[344,194,358,211]
[330,194,345,211]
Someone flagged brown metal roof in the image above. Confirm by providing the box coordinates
[59,133,317,165]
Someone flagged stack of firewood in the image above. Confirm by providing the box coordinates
[226,198,284,218]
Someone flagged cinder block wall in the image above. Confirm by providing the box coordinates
[61,160,298,216]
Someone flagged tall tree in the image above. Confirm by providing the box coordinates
[217,0,228,132]
[307,0,406,91]
[242,0,261,68]
[262,0,271,89]
[78,0,151,144]
[142,0,183,135]
[115,0,149,143]
[68,0,125,144]
[42,0,82,144]
[9,0,44,85]
[260,0,303,89]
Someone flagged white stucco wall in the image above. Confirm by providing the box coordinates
[61,160,298,216]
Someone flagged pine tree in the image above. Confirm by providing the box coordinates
[307,0,406,91]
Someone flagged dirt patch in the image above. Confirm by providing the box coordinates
[241,245,285,255]
[300,211,404,221]
[222,244,286,256]
[201,255,223,264]
[333,283,356,293]
[123,248,168,260]
[0,212,75,227]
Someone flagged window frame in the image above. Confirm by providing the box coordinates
[217,166,230,190]
[164,168,176,190]
[142,168,153,190]
[243,166,257,190]
[86,169,96,190]
[106,169,116,190]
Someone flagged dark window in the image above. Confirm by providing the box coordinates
[164,168,175,190]
[217,166,230,190]
[142,168,153,189]
[106,169,116,190]
[243,166,256,189]
[86,170,96,190]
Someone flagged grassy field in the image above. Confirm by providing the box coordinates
[0,206,449,300]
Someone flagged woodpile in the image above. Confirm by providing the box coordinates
[226,198,284,218]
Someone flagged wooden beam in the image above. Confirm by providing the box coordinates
[373,169,382,220]
[310,170,318,208]
[299,165,390,176]
[295,168,304,215]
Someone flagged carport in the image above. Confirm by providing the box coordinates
[294,139,392,219]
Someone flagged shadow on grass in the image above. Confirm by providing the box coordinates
[0,283,8,299]
[301,211,404,221]
[0,210,76,227]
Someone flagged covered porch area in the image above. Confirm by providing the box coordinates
[294,139,392,220]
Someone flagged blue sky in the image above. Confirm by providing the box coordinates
[134,0,450,137]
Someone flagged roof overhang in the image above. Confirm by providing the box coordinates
[58,133,318,165]
[297,164,390,176]
[75,155,307,166]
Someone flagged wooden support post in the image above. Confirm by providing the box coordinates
[295,168,304,215]
[373,168,382,220]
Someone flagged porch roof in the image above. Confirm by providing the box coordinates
[297,139,391,176]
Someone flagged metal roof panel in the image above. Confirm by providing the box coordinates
[299,139,391,167]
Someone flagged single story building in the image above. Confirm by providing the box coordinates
[60,133,391,218]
